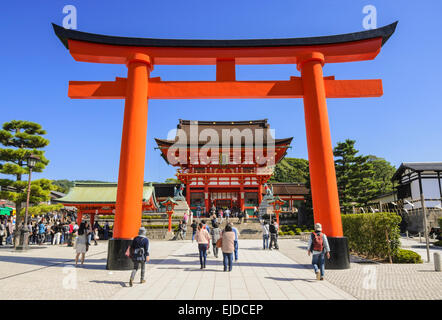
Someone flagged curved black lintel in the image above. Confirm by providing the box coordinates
[52,22,397,50]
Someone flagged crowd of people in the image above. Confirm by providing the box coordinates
[0,215,112,247]
[1,208,331,286]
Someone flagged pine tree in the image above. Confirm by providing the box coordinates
[0,120,55,246]
[333,139,360,213]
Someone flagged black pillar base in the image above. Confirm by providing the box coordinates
[325,236,350,269]
[106,239,134,270]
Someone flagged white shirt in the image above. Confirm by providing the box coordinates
[262,224,270,236]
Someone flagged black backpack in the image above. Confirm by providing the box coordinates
[269,224,277,234]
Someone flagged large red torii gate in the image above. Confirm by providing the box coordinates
[53,22,397,270]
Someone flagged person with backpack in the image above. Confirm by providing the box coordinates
[128,227,150,287]
[269,219,279,250]
[307,223,330,281]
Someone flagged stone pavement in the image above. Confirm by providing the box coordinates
[0,238,440,300]
[278,238,442,300]
[111,240,355,300]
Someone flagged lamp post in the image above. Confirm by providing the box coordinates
[269,196,286,227]
[16,154,40,251]
[161,197,178,233]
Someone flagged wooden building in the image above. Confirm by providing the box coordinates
[155,119,295,214]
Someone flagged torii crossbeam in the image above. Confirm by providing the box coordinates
[53,21,397,270]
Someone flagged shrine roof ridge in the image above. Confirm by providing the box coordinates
[52,22,397,50]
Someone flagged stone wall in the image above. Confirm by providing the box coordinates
[403,208,442,233]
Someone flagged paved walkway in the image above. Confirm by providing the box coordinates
[111,240,354,300]
[0,238,440,300]
[278,238,442,300]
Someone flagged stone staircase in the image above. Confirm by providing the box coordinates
[181,217,264,240]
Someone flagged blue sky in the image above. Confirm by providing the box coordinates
[1,1,441,183]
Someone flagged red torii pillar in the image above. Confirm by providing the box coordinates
[107,54,151,269]
[298,52,343,238]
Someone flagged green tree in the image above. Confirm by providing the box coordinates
[333,139,379,213]
[269,158,309,183]
[164,177,181,184]
[0,120,56,245]
[366,155,396,196]
[333,140,397,213]
[51,179,74,194]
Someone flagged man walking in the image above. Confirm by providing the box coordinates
[269,219,279,250]
[307,223,330,281]
[129,227,150,287]
[190,220,197,242]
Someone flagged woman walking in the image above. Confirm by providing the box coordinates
[221,224,235,272]
[75,222,89,267]
[195,222,211,269]
[210,222,221,258]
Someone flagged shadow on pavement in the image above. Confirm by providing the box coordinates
[90,280,127,287]
[266,276,316,283]
[149,257,311,269]
[0,254,107,270]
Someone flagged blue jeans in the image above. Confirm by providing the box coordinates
[192,231,196,242]
[234,240,238,261]
[223,252,233,271]
[312,253,325,277]
[262,234,269,249]
[198,244,208,268]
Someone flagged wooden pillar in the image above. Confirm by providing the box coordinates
[204,185,209,213]
[298,52,343,237]
[258,184,263,206]
[438,171,442,207]
[113,53,151,239]
[90,212,95,228]
[77,211,83,225]
[186,186,191,208]
[240,186,245,212]
[418,171,431,262]
[167,212,173,232]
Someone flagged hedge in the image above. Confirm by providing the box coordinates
[392,249,423,264]
[341,212,402,260]
[434,240,442,247]
[279,224,314,236]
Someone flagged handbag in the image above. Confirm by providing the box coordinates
[216,238,222,248]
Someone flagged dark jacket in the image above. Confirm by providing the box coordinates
[131,235,150,261]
